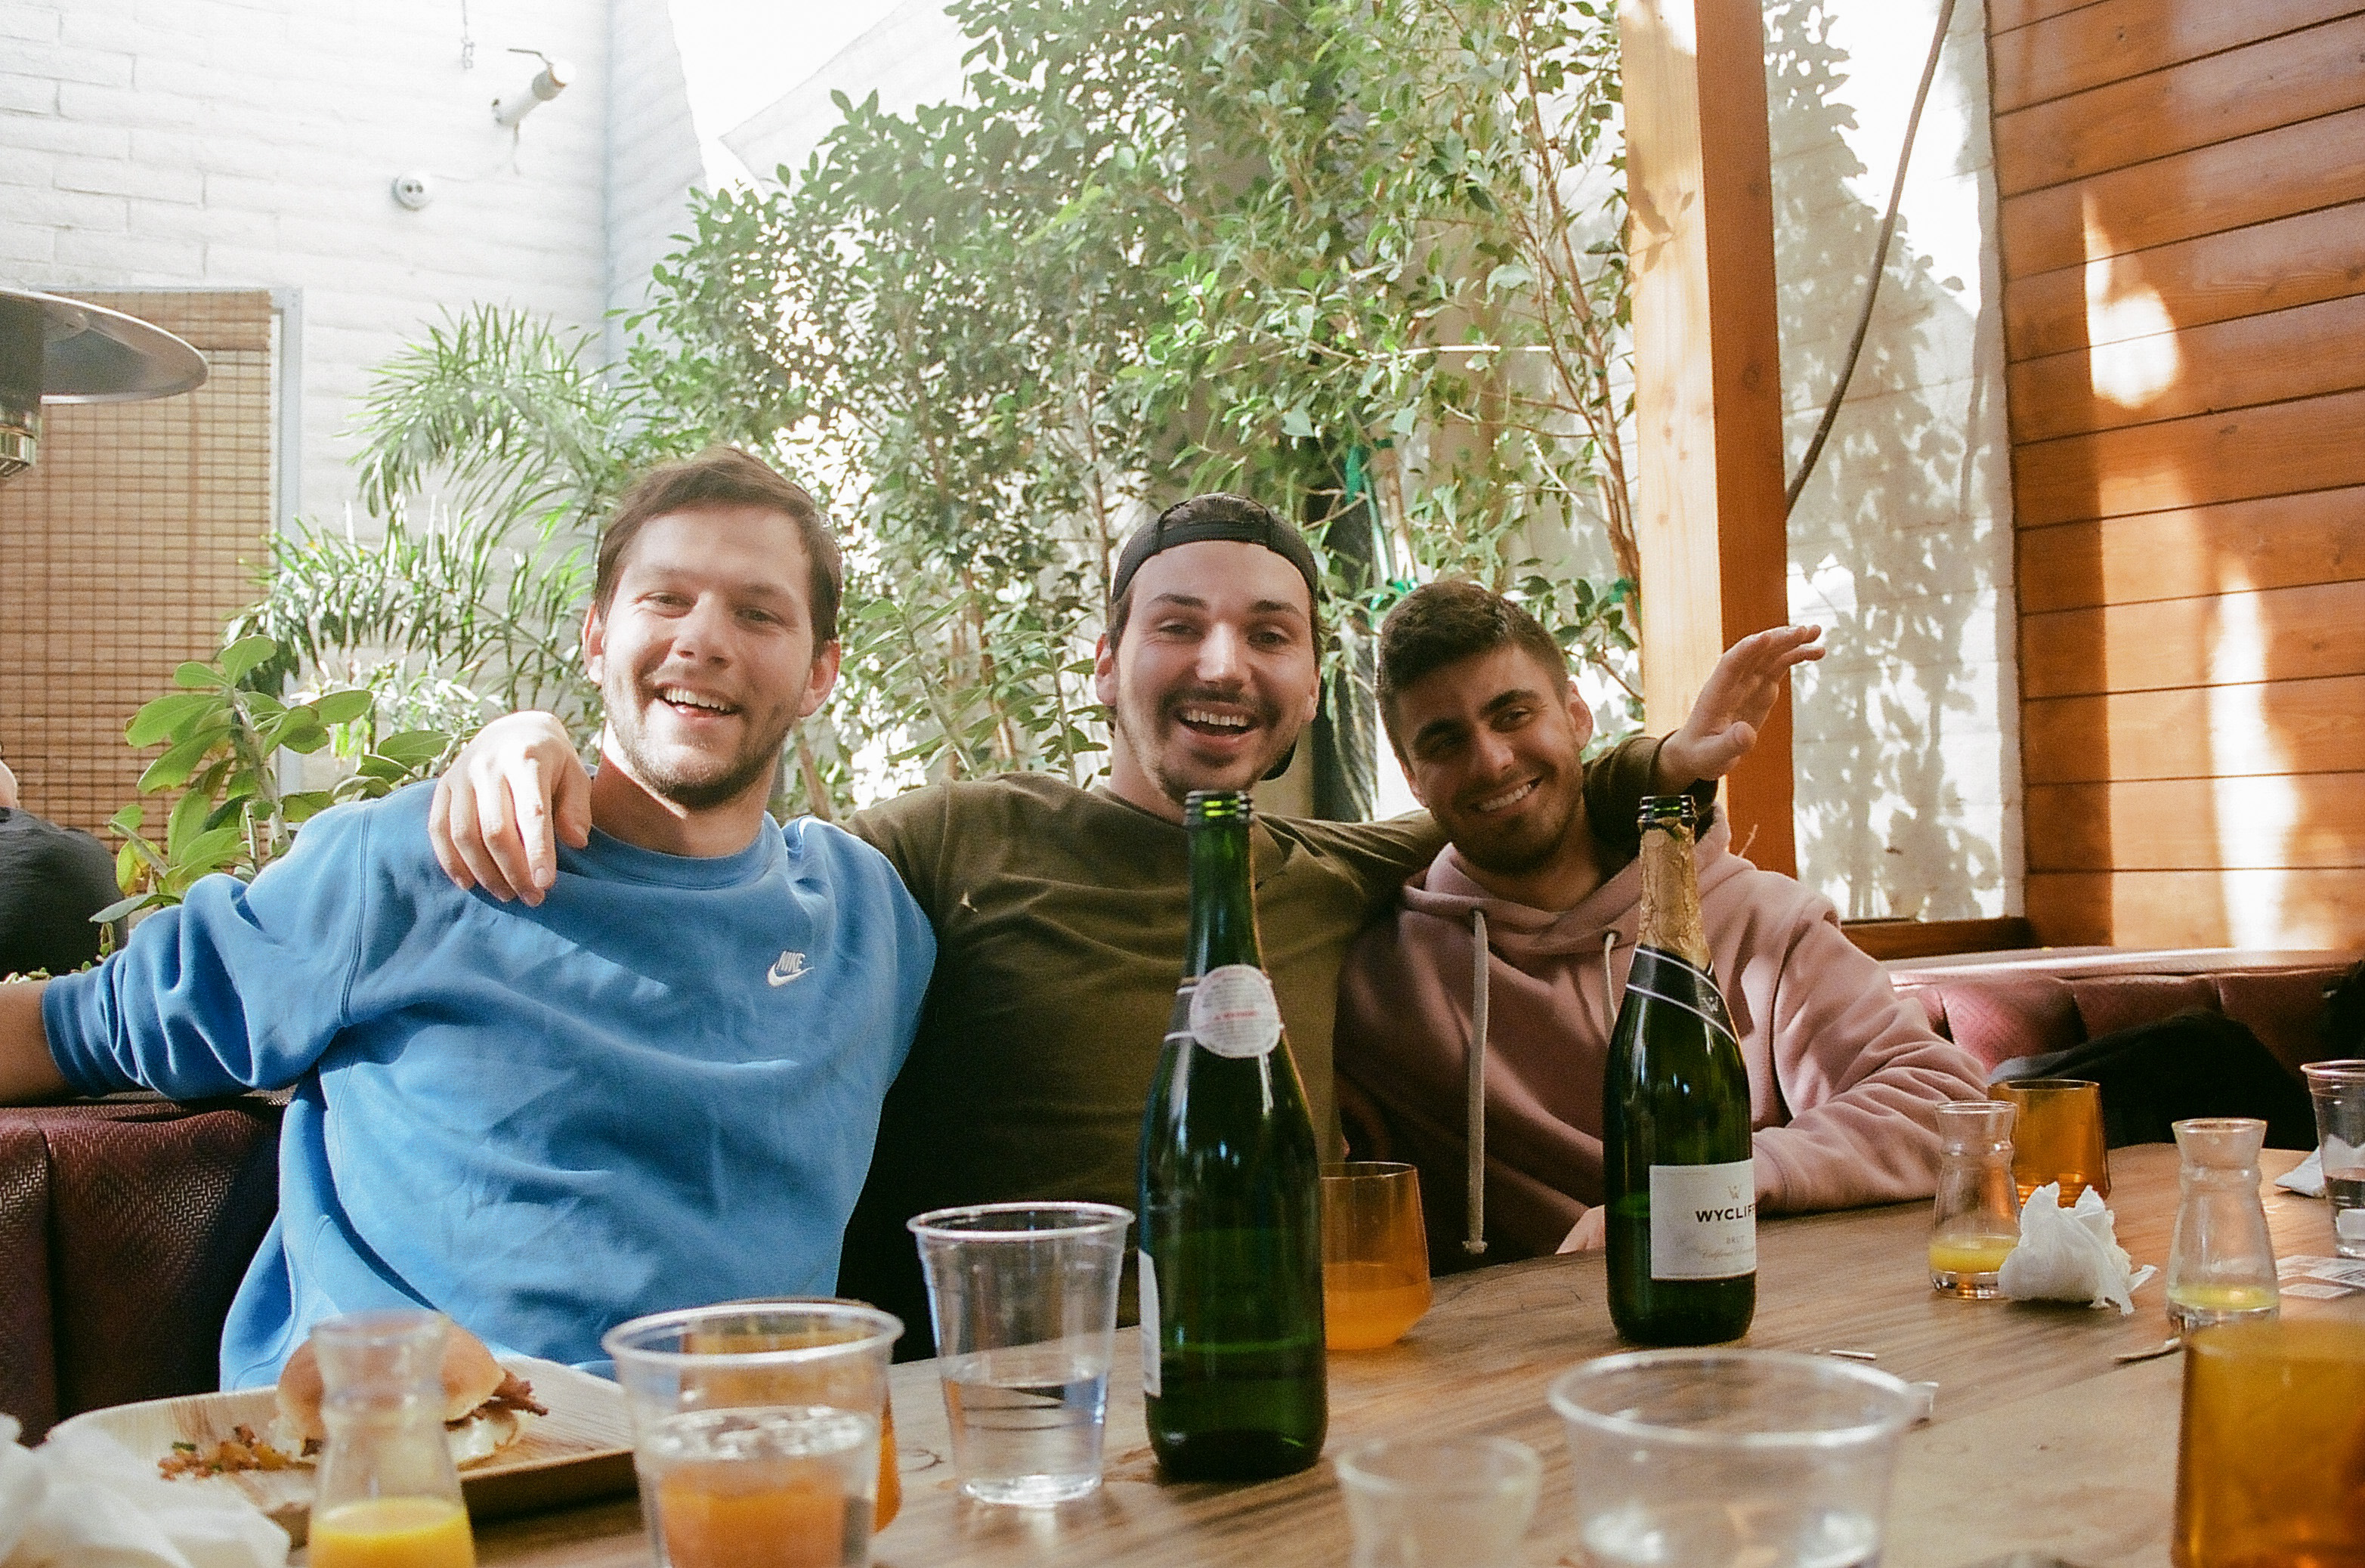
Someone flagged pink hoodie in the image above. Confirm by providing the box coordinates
[1336,820,1988,1263]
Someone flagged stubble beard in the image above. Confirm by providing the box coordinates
[1112,679,1296,807]
[1451,775,1585,880]
[604,679,787,812]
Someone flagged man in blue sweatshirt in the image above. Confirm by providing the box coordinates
[0,447,935,1387]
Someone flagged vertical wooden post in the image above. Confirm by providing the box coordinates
[1619,0,1797,874]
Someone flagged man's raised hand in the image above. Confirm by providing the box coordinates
[428,712,592,905]
[1654,624,1825,790]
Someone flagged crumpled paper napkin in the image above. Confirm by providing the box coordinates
[0,1415,289,1568]
[2277,1147,2325,1197]
[1997,1182,2156,1315]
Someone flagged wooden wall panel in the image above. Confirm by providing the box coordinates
[2022,676,2365,785]
[1989,0,2356,114]
[2025,870,2365,949]
[2013,388,2365,527]
[2020,581,2365,700]
[2017,490,2365,614]
[2000,106,2365,276]
[1987,0,2106,36]
[1992,2,2365,948]
[2027,774,2365,870]
[2002,201,2365,360]
[2006,295,2365,444]
[1994,14,2365,196]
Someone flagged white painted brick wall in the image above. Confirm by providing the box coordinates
[1768,0,2020,920]
[601,0,702,355]
[0,0,715,527]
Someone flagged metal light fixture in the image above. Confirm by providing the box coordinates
[0,289,209,484]
[492,50,574,129]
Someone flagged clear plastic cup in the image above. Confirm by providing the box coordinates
[604,1300,901,1567]
[907,1202,1132,1506]
[1550,1350,1922,1568]
[1334,1435,1540,1568]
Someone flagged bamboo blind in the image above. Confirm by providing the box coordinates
[0,289,277,837]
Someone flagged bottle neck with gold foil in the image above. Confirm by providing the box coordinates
[1634,796,1711,970]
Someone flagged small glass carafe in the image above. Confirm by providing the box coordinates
[1929,1100,2021,1297]
[2165,1118,2280,1332]
[309,1310,478,1568]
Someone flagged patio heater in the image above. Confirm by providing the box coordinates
[0,287,209,484]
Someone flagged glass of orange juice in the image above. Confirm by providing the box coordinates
[605,1301,902,1568]
[1996,1078,2110,1205]
[1322,1162,1433,1350]
[2175,1318,2365,1566]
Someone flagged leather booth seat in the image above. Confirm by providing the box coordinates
[1882,947,2353,1080]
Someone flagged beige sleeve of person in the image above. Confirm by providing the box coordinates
[1748,907,1989,1214]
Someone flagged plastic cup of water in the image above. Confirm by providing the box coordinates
[1550,1350,1923,1568]
[907,1201,1133,1506]
[2302,1059,2365,1259]
[1335,1436,1541,1568]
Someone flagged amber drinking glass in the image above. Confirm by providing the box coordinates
[1322,1162,1433,1350]
[2175,1318,2365,1568]
[1997,1079,2110,1206]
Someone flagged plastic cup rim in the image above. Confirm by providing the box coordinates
[599,1297,903,1369]
[1547,1349,1922,1452]
[2302,1058,2365,1086]
[1334,1433,1542,1498]
[906,1199,1134,1244]
[311,1307,450,1346]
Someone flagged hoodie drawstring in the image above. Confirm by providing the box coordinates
[1465,908,1489,1256]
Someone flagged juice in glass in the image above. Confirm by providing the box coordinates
[309,1496,476,1568]
[1927,1235,2017,1278]
[1321,1162,1433,1350]
[1323,1259,1433,1351]
[2175,1318,2365,1568]
[641,1406,875,1568]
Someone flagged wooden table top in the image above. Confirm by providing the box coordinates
[467,1144,2358,1568]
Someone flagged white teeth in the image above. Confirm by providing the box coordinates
[1179,707,1251,729]
[1476,780,1538,813]
[659,688,729,713]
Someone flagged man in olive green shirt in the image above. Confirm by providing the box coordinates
[430,494,1790,1349]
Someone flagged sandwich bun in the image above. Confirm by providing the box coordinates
[274,1321,531,1467]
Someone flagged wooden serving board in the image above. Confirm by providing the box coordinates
[49,1356,636,1546]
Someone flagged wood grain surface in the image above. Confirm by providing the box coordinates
[447,1146,2360,1568]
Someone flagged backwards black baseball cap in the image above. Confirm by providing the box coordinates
[1108,493,1322,783]
[1110,493,1322,610]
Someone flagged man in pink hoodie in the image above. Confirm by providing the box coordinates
[1337,581,1987,1263]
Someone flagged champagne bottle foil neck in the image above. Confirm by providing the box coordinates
[1636,821,1711,969]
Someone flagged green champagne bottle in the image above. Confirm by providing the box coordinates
[1137,790,1327,1480]
[1603,794,1757,1344]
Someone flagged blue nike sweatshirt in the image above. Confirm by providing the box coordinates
[44,783,934,1387]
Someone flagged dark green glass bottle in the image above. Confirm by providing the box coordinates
[1603,794,1758,1344]
[1137,790,1327,1480]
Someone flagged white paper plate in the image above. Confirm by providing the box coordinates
[48,1356,635,1545]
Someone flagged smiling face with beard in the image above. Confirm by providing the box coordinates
[584,503,839,838]
[1093,540,1322,819]
[1392,644,1600,902]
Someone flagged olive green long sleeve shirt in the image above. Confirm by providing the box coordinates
[837,738,1672,1351]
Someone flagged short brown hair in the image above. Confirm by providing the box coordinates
[1377,580,1568,750]
[594,447,844,644]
